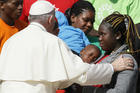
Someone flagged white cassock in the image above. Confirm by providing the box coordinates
[0,22,113,93]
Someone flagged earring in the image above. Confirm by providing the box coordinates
[116,37,120,40]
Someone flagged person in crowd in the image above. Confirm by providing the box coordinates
[82,12,138,93]
[0,0,27,53]
[65,1,94,35]
[19,0,83,22]
[86,1,140,91]
[86,0,140,55]
[64,1,104,54]
[80,44,101,64]
[58,1,100,55]
[55,10,90,55]
[0,1,134,93]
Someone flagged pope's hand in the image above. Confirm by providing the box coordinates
[111,55,134,72]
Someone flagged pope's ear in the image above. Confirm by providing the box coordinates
[48,15,53,24]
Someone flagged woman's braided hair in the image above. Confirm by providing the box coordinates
[102,12,140,54]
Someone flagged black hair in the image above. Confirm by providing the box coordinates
[101,12,139,54]
[65,1,95,25]
[0,0,8,2]
[0,0,23,4]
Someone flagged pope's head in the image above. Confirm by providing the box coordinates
[29,0,56,32]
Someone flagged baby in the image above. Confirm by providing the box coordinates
[80,44,101,64]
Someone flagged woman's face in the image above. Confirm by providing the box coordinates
[1,0,23,20]
[98,23,118,52]
[71,10,94,34]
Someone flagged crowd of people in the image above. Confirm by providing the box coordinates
[0,0,140,93]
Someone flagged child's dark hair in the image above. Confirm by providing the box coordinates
[101,12,140,54]
[65,1,95,25]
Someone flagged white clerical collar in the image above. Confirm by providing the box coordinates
[30,22,46,32]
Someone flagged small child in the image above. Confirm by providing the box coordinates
[80,44,101,64]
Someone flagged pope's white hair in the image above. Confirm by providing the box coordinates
[28,10,54,22]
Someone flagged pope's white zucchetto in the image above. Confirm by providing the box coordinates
[29,0,55,15]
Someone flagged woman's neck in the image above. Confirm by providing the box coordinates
[106,43,122,55]
[111,43,122,54]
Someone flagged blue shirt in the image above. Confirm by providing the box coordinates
[58,26,90,54]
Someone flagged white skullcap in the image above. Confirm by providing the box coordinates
[29,0,55,15]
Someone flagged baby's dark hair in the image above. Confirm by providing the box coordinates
[80,44,101,57]
[65,1,95,25]
[101,12,139,54]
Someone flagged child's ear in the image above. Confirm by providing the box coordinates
[115,31,122,40]
[48,15,53,24]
